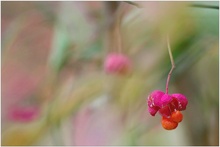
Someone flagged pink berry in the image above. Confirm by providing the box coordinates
[104,53,131,75]
[160,94,173,107]
[147,90,165,116]
[147,90,188,118]
[171,93,188,111]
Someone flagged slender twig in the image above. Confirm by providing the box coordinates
[116,24,122,53]
[103,1,120,52]
[115,2,127,53]
[165,35,175,94]
[191,4,219,10]
[123,1,219,10]
[123,1,141,8]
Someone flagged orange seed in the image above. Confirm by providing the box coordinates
[171,110,183,123]
[161,117,178,130]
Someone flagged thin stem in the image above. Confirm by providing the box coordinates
[191,4,219,10]
[123,1,141,8]
[116,23,122,53]
[123,1,219,10]
[165,35,175,94]
[115,2,126,54]
[103,1,120,53]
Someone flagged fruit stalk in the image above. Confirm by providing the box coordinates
[165,35,175,94]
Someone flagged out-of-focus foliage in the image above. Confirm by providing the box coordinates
[1,1,219,146]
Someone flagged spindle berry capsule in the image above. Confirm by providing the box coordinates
[147,90,188,130]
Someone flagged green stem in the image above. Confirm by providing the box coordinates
[165,35,175,94]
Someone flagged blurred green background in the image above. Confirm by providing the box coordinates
[1,1,219,146]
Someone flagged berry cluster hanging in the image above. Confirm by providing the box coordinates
[147,36,188,130]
